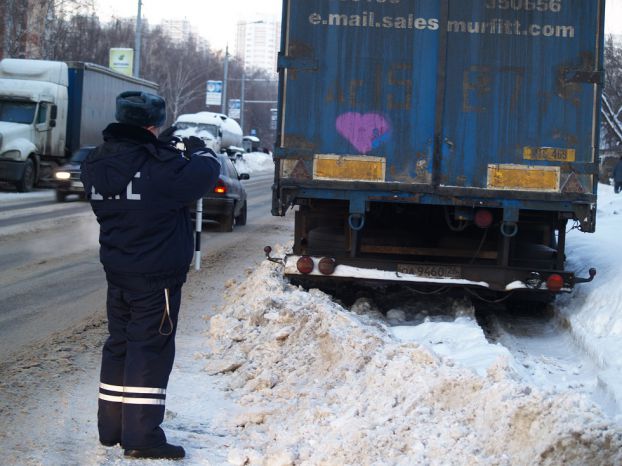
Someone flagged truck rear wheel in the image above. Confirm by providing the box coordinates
[15,157,36,192]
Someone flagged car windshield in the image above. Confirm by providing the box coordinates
[71,147,94,163]
[175,122,217,138]
[0,100,37,124]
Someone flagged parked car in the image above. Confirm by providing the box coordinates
[53,145,95,202]
[194,153,249,232]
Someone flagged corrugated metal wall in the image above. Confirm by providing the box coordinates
[66,64,158,153]
[279,0,604,196]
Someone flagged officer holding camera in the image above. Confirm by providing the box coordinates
[81,91,220,460]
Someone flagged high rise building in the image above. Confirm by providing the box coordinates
[234,18,280,74]
[160,18,194,43]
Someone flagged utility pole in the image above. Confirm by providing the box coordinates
[134,0,142,78]
[221,45,229,114]
[240,67,246,133]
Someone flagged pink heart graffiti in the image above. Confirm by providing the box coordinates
[336,112,391,153]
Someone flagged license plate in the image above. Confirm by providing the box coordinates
[397,264,462,279]
[71,181,83,189]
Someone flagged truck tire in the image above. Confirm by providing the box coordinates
[55,190,66,202]
[219,210,234,232]
[235,201,247,226]
[15,157,36,193]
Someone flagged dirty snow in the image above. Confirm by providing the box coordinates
[205,249,621,465]
[0,189,52,202]
[558,183,622,408]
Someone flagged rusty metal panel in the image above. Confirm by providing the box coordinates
[440,1,602,192]
[279,1,442,185]
[487,164,560,192]
[313,155,386,182]
[278,0,604,200]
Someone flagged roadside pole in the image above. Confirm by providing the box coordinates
[194,198,203,271]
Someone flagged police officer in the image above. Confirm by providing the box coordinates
[81,91,220,459]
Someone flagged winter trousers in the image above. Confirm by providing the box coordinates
[98,282,182,449]
[615,181,622,194]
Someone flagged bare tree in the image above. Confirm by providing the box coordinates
[602,94,622,147]
[161,64,206,123]
[1,0,29,58]
[2,8,278,137]
[602,36,622,148]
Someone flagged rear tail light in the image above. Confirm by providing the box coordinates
[318,257,336,275]
[296,256,314,274]
[474,209,493,229]
[546,274,565,292]
[214,179,227,194]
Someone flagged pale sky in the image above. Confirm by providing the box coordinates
[95,0,282,51]
[96,0,622,52]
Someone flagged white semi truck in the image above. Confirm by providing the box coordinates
[174,111,243,155]
[0,59,158,191]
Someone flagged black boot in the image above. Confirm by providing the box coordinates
[100,440,119,447]
[124,443,185,460]
[100,437,120,447]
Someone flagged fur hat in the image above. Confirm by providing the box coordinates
[115,91,166,128]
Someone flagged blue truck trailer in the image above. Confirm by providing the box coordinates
[271,0,605,302]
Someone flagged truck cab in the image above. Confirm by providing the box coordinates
[0,59,68,191]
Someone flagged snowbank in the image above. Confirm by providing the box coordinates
[205,254,621,465]
[0,189,52,202]
[559,183,622,407]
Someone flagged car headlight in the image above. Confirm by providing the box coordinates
[1,150,21,160]
[55,171,71,180]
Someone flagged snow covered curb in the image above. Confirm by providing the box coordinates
[204,255,622,466]
[559,183,622,409]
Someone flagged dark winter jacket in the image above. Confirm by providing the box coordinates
[614,159,622,183]
[81,123,220,291]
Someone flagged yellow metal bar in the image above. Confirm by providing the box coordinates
[313,154,386,182]
[487,164,560,191]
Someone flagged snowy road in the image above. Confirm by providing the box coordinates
[0,170,274,363]
[477,304,619,418]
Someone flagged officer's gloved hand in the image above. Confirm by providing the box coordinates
[157,125,178,144]
[182,136,207,156]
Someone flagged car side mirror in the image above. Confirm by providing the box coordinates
[49,119,56,128]
[239,173,250,180]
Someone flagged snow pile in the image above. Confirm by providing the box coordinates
[560,183,622,407]
[0,190,51,201]
[174,127,216,141]
[204,258,622,465]
[234,152,274,174]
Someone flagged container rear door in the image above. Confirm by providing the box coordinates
[280,0,603,193]
[439,0,604,194]
[280,0,442,184]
